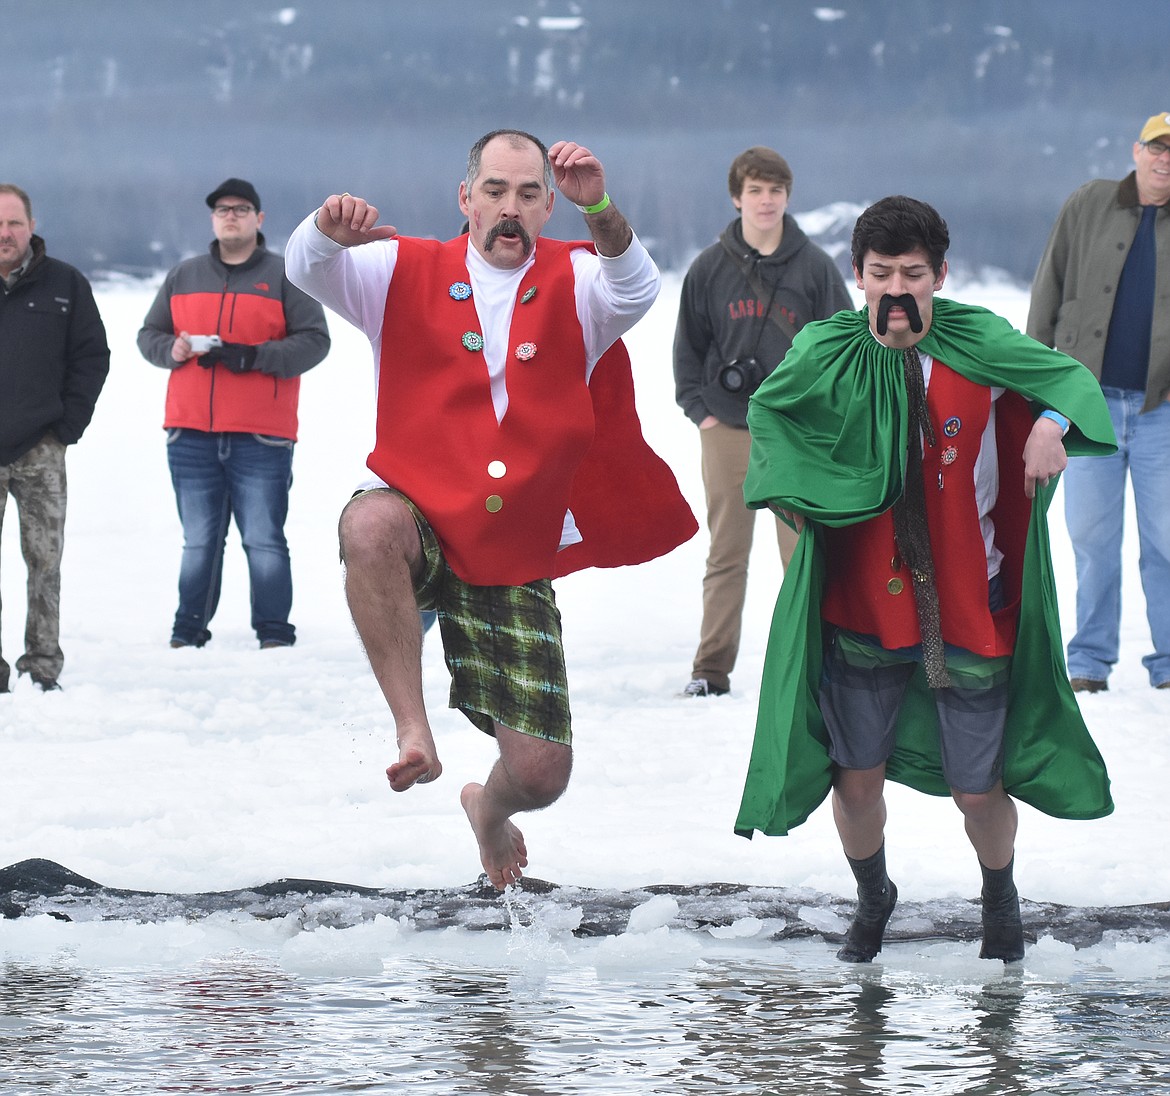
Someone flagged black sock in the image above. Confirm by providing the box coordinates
[838,846,898,963]
[979,856,1019,921]
[847,846,891,919]
[979,856,1025,962]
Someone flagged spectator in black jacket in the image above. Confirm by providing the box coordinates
[0,183,110,692]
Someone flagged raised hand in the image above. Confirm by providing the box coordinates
[548,140,631,256]
[548,141,606,209]
[316,193,399,247]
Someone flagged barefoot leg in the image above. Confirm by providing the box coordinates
[461,781,529,889]
[460,724,571,890]
[340,492,443,792]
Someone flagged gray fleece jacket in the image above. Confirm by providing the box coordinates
[673,215,852,429]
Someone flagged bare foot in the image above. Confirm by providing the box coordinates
[386,744,441,792]
[461,782,528,890]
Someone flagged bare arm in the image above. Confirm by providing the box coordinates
[549,140,633,257]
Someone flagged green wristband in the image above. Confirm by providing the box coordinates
[575,192,611,215]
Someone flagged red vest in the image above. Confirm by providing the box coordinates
[371,237,598,586]
[821,360,1033,657]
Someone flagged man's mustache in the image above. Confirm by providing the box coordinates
[484,218,532,255]
[876,293,923,335]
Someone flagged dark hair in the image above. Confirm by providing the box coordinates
[728,147,793,199]
[0,183,32,220]
[850,195,949,275]
[466,129,553,192]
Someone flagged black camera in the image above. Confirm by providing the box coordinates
[717,356,767,394]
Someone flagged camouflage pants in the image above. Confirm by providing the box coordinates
[0,434,67,688]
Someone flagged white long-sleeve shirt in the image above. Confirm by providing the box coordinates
[284,213,660,422]
[284,212,662,538]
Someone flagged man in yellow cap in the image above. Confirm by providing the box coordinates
[1028,113,1170,694]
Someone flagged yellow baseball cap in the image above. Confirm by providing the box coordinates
[1139,113,1170,143]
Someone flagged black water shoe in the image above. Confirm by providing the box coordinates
[837,880,898,963]
[979,892,1025,962]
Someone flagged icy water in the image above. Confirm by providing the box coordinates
[3,919,1169,1095]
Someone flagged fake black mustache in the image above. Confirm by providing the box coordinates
[484,218,532,255]
[876,293,924,335]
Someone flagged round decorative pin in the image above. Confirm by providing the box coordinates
[487,460,507,479]
[941,445,958,465]
[515,342,537,361]
[461,331,484,352]
[485,494,503,513]
[943,416,962,437]
[520,286,537,304]
[449,281,472,301]
[887,577,905,595]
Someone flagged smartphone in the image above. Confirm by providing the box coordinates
[188,335,222,353]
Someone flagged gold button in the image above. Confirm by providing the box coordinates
[487,460,507,479]
[887,577,904,595]
[485,494,503,513]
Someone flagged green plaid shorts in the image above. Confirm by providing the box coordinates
[352,488,571,744]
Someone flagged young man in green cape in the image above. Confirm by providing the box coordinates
[735,196,1117,964]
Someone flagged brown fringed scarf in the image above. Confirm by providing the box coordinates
[892,345,951,688]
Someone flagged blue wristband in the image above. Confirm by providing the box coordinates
[1038,409,1070,435]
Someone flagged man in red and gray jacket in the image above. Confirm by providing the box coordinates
[137,178,330,650]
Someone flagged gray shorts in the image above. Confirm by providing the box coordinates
[819,628,1011,794]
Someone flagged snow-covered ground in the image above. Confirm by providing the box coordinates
[1,262,1167,967]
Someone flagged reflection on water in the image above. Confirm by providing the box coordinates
[2,938,1168,1095]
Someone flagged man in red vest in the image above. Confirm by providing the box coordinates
[735,197,1115,964]
[286,131,695,891]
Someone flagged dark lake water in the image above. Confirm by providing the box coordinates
[3,914,1167,1095]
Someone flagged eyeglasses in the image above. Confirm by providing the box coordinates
[213,204,255,218]
[1142,140,1170,157]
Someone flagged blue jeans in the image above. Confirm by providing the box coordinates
[167,429,296,647]
[1064,388,1170,687]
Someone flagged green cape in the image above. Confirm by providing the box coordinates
[735,299,1118,838]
